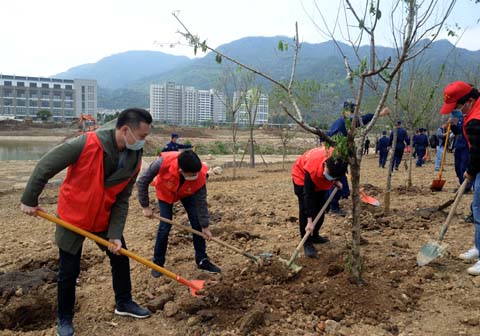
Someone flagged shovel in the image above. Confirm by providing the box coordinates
[431,123,451,191]
[281,188,338,273]
[417,179,468,266]
[152,214,261,264]
[347,174,380,206]
[36,211,205,296]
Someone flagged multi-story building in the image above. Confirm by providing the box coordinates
[0,74,97,121]
[233,90,269,125]
[211,89,226,123]
[150,82,227,125]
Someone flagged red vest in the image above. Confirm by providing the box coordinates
[463,98,480,148]
[155,151,208,204]
[291,147,335,191]
[57,132,139,232]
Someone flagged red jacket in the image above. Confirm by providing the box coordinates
[57,132,138,232]
[155,151,208,203]
[291,147,335,191]
[463,98,480,148]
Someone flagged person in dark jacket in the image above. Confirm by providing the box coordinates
[388,121,410,171]
[161,133,193,152]
[326,101,390,215]
[435,123,448,171]
[137,150,221,276]
[363,137,371,155]
[377,131,390,168]
[413,128,429,167]
[450,111,472,192]
[20,108,153,336]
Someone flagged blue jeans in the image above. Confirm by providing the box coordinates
[473,175,480,252]
[390,147,404,170]
[435,145,444,170]
[329,174,349,209]
[57,238,132,320]
[154,197,208,266]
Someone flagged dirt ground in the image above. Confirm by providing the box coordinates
[1,132,480,335]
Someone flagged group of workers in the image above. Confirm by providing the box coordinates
[19,81,480,336]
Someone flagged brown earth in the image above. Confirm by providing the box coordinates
[1,130,480,335]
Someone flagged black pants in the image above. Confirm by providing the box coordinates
[57,237,132,320]
[294,183,328,243]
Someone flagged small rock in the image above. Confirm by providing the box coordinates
[197,309,215,321]
[145,293,174,313]
[325,319,340,334]
[15,287,23,297]
[471,277,480,288]
[187,316,201,326]
[163,302,179,317]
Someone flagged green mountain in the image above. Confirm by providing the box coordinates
[53,37,480,121]
[55,50,191,89]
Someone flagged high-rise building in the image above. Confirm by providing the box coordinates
[0,75,97,121]
[211,89,226,123]
[150,82,227,125]
[233,90,269,125]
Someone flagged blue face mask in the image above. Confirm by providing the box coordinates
[125,127,145,151]
[323,171,336,181]
[451,110,463,118]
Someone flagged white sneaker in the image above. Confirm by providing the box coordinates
[467,261,480,276]
[459,247,479,260]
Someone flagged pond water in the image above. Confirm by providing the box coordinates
[0,139,58,160]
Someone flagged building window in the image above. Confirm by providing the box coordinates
[29,83,37,88]
[4,89,13,97]
[65,85,72,90]
[65,94,72,100]
[4,81,12,86]
[41,101,50,107]
[29,90,38,98]
[4,99,13,106]
[29,100,38,107]
[42,91,50,99]
[16,89,26,98]
[54,84,61,89]
[16,99,26,106]
[17,82,25,87]
[53,101,62,108]
[42,83,49,88]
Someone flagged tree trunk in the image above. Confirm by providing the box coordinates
[232,141,237,180]
[384,129,398,213]
[249,129,255,168]
[349,150,363,282]
[282,143,286,170]
[408,130,414,188]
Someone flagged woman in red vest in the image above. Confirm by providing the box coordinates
[137,150,221,276]
[291,147,347,258]
[20,108,153,336]
[440,81,480,276]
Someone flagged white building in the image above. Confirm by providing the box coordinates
[233,90,269,125]
[0,75,97,121]
[150,82,226,125]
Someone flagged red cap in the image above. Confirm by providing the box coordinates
[439,81,472,114]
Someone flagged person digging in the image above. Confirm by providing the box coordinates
[291,146,347,258]
[137,150,221,276]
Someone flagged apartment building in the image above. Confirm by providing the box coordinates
[0,74,97,121]
[150,82,227,125]
[233,90,269,125]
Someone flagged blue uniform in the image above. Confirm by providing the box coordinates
[326,113,374,211]
[377,136,389,168]
[389,127,410,170]
[413,133,429,167]
[451,117,471,190]
[161,141,192,152]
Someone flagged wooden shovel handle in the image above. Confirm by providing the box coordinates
[36,211,200,290]
[153,214,259,262]
[438,179,468,242]
[287,187,338,266]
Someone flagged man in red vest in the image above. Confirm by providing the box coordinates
[20,108,152,336]
[439,81,480,275]
[292,147,347,258]
[137,150,221,276]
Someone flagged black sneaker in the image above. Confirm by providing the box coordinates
[310,235,330,244]
[330,207,347,217]
[151,269,163,278]
[115,300,151,319]
[57,319,74,336]
[197,259,221,273]
[304,243,317,258]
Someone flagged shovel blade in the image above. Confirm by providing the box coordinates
[279,257,303,273]
[359,190,380,206]
[430,179,446,192]
[188,280,206,297]
[417,241,446,266]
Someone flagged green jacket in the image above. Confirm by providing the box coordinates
[21,128,142,254]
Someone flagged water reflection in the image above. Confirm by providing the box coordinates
[0,140,57,160]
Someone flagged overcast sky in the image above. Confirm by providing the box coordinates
[1,0,479,77]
